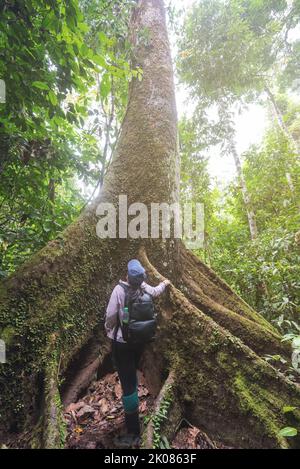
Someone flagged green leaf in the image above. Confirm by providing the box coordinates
[100,74,111,99]
[48,90,58,106]
[292,336,300,349]
[80,43,90,58]
[283,406,297,413]
[93,54,106,68]
[78,22,89,33]
[32,81,49,91]
[161,436,170,449]
[98,31,109,44]
[278,427,298,437]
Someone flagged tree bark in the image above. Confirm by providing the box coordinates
[265,85,300,197]
[265,85,300,157]
[0,0,300,449]
[231,146,258,240]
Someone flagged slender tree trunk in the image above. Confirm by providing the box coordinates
[1,0,300,449]
[265,85,300,155]
[265,85,299,195]
[100,75,115,187]
[48,178,55,221]
[231,146,258,240]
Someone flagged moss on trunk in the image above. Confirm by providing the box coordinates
[140,246,300,449]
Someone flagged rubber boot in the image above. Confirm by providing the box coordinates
[125,410,140,436]
[113,411,140,449]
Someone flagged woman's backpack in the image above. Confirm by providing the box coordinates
[118,282,157,345]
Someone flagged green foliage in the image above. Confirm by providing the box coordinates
[151,384,173,449]
[180,117,211,204]
[176,0,300,158]
[178,0,281,101]
[278,427,298,437]
[283,406,298,414]
[207,210,300,323]
[179,93,300,344]
[0,0,134,275]
[179,116,219,261]
[177,0,297,102]
[204,109,300,322]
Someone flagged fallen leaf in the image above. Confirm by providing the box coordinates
[65,401,85,414]
[98,398,109,414]
[77,405,95,420]
[86,441,97,449]
[105,373,117,386]
[74,427,83,434]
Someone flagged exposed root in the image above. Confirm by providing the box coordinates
[143,370,178,449]
[140,244,288,357]
[38,332,113,449]
[182,272,289,357]
[42,337,65,449]
[61,332,111,408]
[139,245,300,448]
[3,243,300,448]
[181,246,275,332]
[139,244,166,282]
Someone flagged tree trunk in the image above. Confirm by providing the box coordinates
[1,0,300,449]
[265,85,300,157]
[231,146,258,240]
[264,85,300,197]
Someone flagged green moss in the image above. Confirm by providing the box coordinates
[0,326,16,346]
[42,353,66,448]
[0,230,135,441]
[233,372,288,448]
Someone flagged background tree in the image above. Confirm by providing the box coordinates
[208,120,300,318]
[179,116,216,264]
[177,0,300,237]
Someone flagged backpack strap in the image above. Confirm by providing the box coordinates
[119,281,129,308]
[113,308,121,342]
[113,282,130,342]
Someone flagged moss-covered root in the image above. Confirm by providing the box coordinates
[181,246,276,332]
[140,246,300,448]
[143,370,180,449]
[42,343,66,449]
[139,245,165,282]
[170,289,300,449]
[182,272,289,358]
[140,244,288,358]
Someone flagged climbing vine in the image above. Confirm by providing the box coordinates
[151,383,173,449]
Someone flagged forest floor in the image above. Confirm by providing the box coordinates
[64,371,229,450]
[1,371,231,449]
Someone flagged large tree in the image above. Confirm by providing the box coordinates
[0,0,300,449]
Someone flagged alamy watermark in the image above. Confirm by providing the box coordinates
[0,79,6,103]
[0,340,6,364]
[96,195,204,249]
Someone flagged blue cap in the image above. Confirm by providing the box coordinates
[127,259,146,287]
[127,259,145,277]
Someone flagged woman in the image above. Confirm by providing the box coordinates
[105,259,170,447]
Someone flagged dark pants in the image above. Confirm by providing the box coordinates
[112,341,144,436]
[112,341,144,394]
